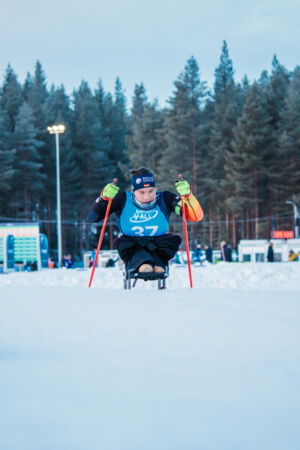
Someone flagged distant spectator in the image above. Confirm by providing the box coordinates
[267,242,274,262]
[204,245,213,264]
[225,244,233,262]
[61,253,74,268]
[172,249,184,265]
[25,261,38,271]
[288,250,298,262]
[220,241,227,261]
[220,241,232,262]
[89,248,97,267]
[48,257,55,269]
[192,244,203,264]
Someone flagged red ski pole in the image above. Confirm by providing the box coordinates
[88,178,117,288]
[178,174,193,288]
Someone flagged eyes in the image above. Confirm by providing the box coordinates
[139,189,155,196]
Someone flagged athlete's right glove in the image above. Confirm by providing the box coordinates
[101,183,119,200]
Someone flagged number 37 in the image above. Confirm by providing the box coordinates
[131,226,158,236]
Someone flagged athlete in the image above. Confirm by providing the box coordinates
[87,168,204,273]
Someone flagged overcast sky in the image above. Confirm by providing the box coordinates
[0,0,299,106]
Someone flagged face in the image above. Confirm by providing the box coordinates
[134,187,156,203]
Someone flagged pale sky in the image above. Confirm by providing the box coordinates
[0,0,299,107]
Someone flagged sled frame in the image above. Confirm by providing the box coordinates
[123,265,169,290]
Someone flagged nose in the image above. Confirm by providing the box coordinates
[144,192,154,202]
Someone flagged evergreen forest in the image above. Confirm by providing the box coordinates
[1,41,300,260]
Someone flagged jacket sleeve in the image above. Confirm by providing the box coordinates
[180,193,204,222]
[87,191,126,222]
[163,191,204,222]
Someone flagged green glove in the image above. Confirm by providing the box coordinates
[102,183,119,199]
[175,179,190,196]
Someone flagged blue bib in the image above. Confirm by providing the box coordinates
[119,192,169,237]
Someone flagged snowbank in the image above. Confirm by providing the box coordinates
[1,261,300,291]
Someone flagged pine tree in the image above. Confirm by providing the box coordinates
[0,108,15,215]
[95,79,128,183]
[27,60,48,131]
[226,83,272,238]
[72,81,114,211]
[277,67,300,204]
[134,101,164,174]
[126,82,164,176]
[208,42,242,204]
[95,79,106,115]
[267,56,290,128]
[214,41,235,97]
[158,56,206,192]
[124,83,149,174]
[131,83,148,117]
[10,102,45,217]
[25,62,52,222]
[195,97,215,204]
[94,80,112,160]
[0,65,22,131]
[94,78,128,177]
[108,78,128,185]
[201,41,244,244]
[264,56,290,211]
[22,72,34,102]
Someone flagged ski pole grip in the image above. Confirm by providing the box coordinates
[178,174,183,181]
[112,178,118,185]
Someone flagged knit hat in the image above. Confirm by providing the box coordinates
[131,169,155,191]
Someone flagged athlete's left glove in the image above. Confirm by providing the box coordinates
[175,179,191,196]
[101,183,119,199]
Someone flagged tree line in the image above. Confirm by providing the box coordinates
[0,41,299,259]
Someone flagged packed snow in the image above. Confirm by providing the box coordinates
[1,262,300,450]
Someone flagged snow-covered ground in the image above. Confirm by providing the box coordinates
[1,262,300,450]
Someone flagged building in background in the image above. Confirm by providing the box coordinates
[0,223,49,272]
[238,238,300,262]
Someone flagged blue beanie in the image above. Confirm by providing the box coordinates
[131,173,156,191]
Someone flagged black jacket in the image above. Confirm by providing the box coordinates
[267,245,274,262]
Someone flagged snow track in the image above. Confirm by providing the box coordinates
[1,263,300,449]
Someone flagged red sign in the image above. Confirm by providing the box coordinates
[272,230,294,239]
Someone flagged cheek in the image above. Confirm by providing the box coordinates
[134,193,143,202]
[145,192,155,200]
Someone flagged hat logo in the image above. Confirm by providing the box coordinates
[136,178,142,184]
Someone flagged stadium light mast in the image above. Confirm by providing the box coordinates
[47,124,66,266]
[286,200,300,238]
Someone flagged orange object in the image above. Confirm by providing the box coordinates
[183,193,204,222]
[178,174,193,288]
[88,178,117,288]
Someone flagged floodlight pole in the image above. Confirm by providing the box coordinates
[55,132,62,266]
[47,124,66,267]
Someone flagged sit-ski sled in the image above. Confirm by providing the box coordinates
[123,264,169,290]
